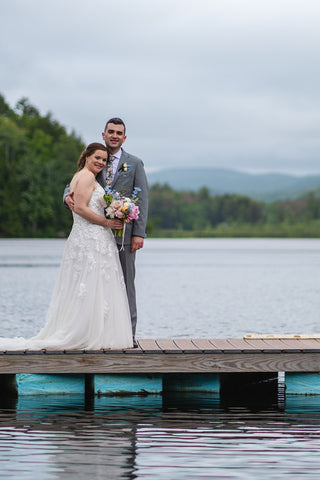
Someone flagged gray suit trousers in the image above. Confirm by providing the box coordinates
[117,246,137,337]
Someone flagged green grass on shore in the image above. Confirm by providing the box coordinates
[148,220,320,238]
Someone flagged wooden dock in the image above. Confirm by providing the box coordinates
[1,337,320,374]
[1,338,320,397]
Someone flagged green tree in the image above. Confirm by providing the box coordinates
[0,93,84,237]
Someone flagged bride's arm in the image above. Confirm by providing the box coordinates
[73,172,121,228]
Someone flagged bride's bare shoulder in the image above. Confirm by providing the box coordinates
[70,169,95,191]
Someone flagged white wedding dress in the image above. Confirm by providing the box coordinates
[0,183,133,351]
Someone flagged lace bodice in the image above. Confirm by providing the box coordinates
[72,182,105,221]
[66,182,117,266]
[89,182,105,215]
[70,183,107,238]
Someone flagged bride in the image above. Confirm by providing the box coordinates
[0,143,133,351]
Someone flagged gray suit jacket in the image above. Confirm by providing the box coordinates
[64,149,148,246]
[97,150,148,245]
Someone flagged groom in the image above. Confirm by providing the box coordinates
[65,118,148,347]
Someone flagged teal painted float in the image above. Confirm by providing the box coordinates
[16,374,85,395]
[14,373,220,396]
[94,373,162,395]
[285,373,320,395]
[10,372,320,396]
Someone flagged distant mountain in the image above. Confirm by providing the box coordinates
[146,167,320,202]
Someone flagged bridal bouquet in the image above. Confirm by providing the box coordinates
[102,186,140,239]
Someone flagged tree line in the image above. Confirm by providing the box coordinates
[0,93,319,238]
[148,183,320,237]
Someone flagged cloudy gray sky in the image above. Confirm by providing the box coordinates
[1,0,320,174]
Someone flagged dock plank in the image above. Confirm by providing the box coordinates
[261,338,305,352]
[173,339,200,352]
[191,339,217,352]
[227,338,262,352]
[209,339,241,352]
[2,350,28,355]
[137,339,161,353]
[242,338,282,352]
[277,338,320,351]
[155,339,182,353]
[258,338,294,351]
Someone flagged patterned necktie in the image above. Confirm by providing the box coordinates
[105,155,114,185]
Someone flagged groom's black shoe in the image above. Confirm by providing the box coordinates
[133,338,138,348]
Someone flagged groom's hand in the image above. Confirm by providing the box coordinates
[131,236,144,253]
[65,192,75,211]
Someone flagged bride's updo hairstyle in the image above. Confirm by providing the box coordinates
[77,143,108,171]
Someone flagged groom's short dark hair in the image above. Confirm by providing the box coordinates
[104,117,126,134]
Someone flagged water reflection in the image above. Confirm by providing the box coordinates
[0,395,144,479]
[0,394,320,479]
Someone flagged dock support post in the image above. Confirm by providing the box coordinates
[84,374,94,409]
[0,374,17,398]
[220,372,278,403]
[85,374,94,398]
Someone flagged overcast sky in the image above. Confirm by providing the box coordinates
[1,0,320,175]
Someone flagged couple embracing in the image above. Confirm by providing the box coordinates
[0,118,148,352]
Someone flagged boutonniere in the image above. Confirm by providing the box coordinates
[119,163,131,172]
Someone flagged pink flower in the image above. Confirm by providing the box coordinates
[127,205,140,221]
[113,200,123,210]
[115,210,123,219]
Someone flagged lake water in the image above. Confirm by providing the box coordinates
[0,238,320,479]
[1,238,319,338]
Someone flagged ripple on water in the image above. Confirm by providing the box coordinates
[0,395,319,479]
